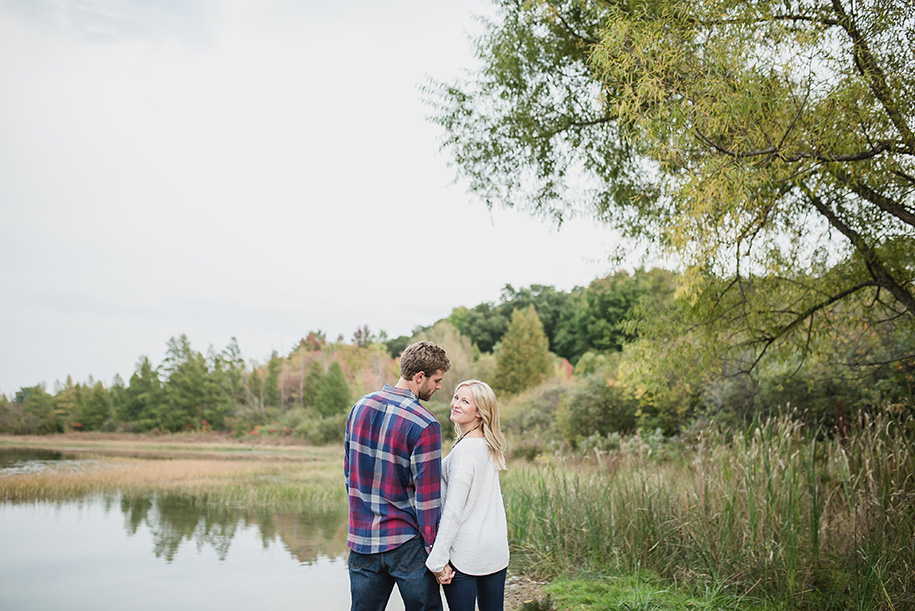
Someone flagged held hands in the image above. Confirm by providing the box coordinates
[433,563,454,585]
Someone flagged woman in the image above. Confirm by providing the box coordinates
[426,379,509,611]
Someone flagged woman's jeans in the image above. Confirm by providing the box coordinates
[442,566,507,611]
[348,537,443,611]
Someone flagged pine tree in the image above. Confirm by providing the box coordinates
[314,361,350,417]
[495,305,552,395]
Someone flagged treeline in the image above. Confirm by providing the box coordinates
[2,268,912,442]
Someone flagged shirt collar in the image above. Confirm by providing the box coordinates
[383,384,417,401]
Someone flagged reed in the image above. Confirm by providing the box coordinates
[503,415,915,610]
[0,453,346,513]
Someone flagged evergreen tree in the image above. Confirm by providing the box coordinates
[161,335,209,431]
[17,385,57,434]
[54,376,79,431]
[301,360,324,411]
[494,306,552,395]
[124,356,165,430]
[314,361,350,417]
[264,351,283,409]
[78,381,111,431]
[109,374,127,428]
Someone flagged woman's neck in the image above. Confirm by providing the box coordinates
[462,422,483,436]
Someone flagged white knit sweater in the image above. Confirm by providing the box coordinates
[425,437,510,576]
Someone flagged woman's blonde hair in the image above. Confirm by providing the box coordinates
[453,379,507,471]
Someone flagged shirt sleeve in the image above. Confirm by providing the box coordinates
[425,449,475,573]
[411,422,442,552]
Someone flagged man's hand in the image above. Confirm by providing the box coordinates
[433,563,454,585]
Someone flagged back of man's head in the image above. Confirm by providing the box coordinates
[400,341,451,380]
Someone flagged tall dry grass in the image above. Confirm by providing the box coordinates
[0,452,346,512]
[503,415,915,610]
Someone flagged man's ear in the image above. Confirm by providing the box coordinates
[412,371,426,384]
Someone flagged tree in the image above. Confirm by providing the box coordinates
[412,320,481,393]
[351,325,377,347]
[553,270,675,363]
[264,351,283,410]
[494,305,553,395]
[78,381,111,431]
[429,0,915,372]
[314,361,350,418]
[449,302,509,354]
[54,375,79,430]
[16,385,57,433]
[161,334,209,431]
[124,356,164,430]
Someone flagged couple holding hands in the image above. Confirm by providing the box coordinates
[344,341,510,611]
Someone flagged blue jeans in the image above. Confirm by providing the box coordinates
[442,566,507,611]
[348,537,443,611]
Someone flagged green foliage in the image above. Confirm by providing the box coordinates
[0,385,59,434]
[411,320,484,393]
[503,380,565,435]
[314,362,350,418]
[123,356,164,430]
[263,351,283,409]
[495,306,553,395]
[449,302,509,354]
[430,0,915,375]
[555,270,675,364]
[293,412,348,445]
[78,381,111,431]
[544,574,767,611]
[504,415,915,609]
[160,334,210,431]
[558,374,638,447]
[301,360,324,411]
[384,334,411,358]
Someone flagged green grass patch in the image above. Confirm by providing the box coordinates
[542,571,771,610]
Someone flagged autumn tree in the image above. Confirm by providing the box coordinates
[429,0,915,373]
[494,305,553,395]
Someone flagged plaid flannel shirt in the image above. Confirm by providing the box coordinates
[344,384,442,554]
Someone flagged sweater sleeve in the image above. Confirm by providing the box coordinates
[425,450,475,573]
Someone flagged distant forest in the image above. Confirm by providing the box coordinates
[2,268,912,445]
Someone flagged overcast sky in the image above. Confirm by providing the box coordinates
[0,0,623,395]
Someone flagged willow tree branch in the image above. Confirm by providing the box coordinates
[827,166,915,228]
[803,185,915,316]
[831,0,915,150]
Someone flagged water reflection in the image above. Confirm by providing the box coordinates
[0,448,415,610]
[116,494,348,563]
[0,496,357,611]
[0,447,97,474]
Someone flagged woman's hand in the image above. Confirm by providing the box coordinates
[433,563,454,585]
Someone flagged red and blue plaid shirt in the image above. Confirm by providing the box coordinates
[344,384,442,554]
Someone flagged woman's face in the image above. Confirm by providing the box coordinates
[450,386,481,433]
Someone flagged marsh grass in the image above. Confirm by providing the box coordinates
[0,437,346,513]
[503,415,915,610]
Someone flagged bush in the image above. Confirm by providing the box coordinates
[294,413,347,445]
[558,374,638,448]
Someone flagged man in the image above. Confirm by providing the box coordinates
[344,340,452,611]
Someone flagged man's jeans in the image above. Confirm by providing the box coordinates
[442,566,507,611]
[348,537,443,611]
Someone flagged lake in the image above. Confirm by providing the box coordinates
[0,448,434,610]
